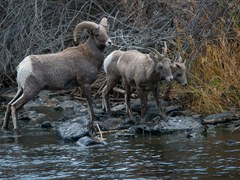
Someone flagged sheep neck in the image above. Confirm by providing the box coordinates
[83,38,105,69]
[146,60,158,80]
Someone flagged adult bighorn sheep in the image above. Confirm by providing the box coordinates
[2,17,112,130]
[102,43,187,123]
[102,44,174,123]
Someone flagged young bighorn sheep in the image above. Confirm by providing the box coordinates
[2,17,112,130]
[103,44,187,123]
[103,46,173,123]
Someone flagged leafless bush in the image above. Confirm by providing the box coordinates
[0,0,239,92]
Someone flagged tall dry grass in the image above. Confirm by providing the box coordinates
[171,32,240,114]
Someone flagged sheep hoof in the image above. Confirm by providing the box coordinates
[2,126,9,130]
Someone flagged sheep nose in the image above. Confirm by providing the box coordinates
[168,76,173,82]
[106,39,112,46]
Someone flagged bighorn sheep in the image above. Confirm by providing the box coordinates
[102,44,187,123]
[102,45,174,123]
[2,17,112,130]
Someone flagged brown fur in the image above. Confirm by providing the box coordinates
[3,19,111,130]
[103,50,173,123]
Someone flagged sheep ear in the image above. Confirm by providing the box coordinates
[90,29,99,36]
[176,63,182,69]
[156,62,163,72]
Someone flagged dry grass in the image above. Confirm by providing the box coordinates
[171,32,240,114]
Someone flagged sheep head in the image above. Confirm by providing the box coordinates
[171,55,188,85]
[148,46,173,83]
[73,17,112,47]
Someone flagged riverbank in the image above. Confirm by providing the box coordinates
[1,88,239,146]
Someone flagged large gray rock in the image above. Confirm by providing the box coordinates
[152,116,203,134]
[202,112,240,125]
[56,116,90,141]
[129,116,203,135]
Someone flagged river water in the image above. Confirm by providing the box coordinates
[1,121,240,179]
[0,97,240,179]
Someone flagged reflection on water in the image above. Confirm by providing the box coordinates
[1,125,240,179]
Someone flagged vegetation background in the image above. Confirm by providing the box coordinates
[0,0,239,114]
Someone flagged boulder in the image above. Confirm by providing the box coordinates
[56,116,90,141]
[202,112,240,125]
[129,116,203,135]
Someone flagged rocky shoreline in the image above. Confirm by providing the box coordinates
[1,89,239,146]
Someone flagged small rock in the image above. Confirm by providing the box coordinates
[76,136,105,146]
[165,105,182,115]
[111,104,125,112]
[187,132,197,139]
[129,124,151,135]
[115,132,135,139]
[54,106,64,111]
[41,121,53,130]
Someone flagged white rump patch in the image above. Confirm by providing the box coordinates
[103,52,114,73]
[16,56,33,88]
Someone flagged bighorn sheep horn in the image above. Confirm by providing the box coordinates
[73,21,99,43]
[100,17,109,30]
[147,47,164,61]
[161,41,167,56]
[147,41,168,61]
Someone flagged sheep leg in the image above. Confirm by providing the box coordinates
[2,88,23,129]
[137,88,147,124]
[124,82,134,121]
[152,85,166,120]
[81,83,95,121]
[10,89,39,130]
[102,75,120,115]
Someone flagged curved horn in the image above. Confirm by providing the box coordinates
[73,21,99,43]
[161,41,167,56]
[147,47,165,60]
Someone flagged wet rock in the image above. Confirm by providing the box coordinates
[115,132,135,139]
[129,124,152,135]
[19,111,46,122]
[76,136,106,146]
[152,116,202,134]
[56,116,90,141]
[165,105,182,114]
[111,104,125,112]
[186,131,197,138]
[202,112,240,125]
[95,117,132,131]
[53,106,64,111]
[165,105,185,117]
[41,121,53,130]
[129,116,203,135]
[57,100,82,111]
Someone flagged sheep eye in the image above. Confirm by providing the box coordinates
[177,74,182,77]
[94,33,100,37]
